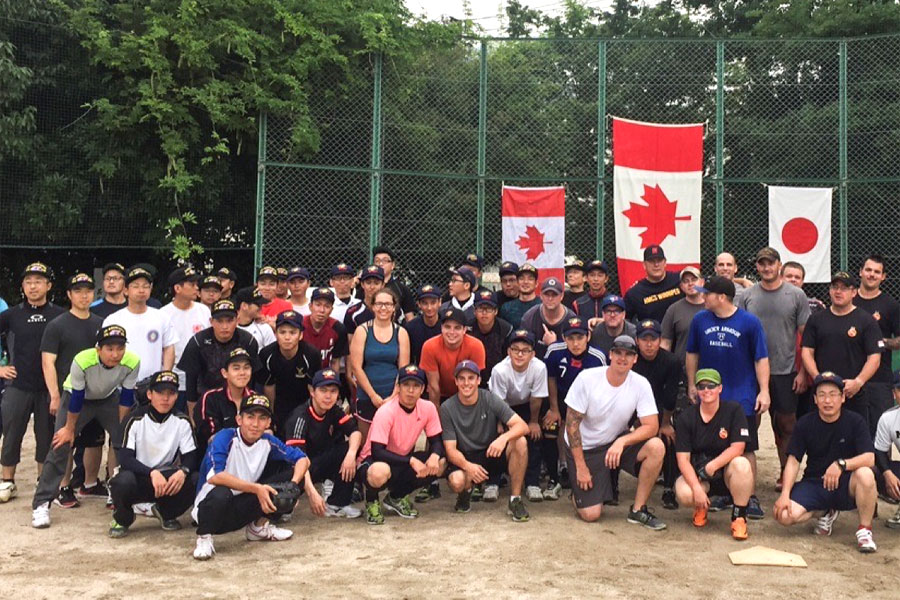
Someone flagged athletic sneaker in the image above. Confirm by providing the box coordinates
[0,481,18,503]
[321,479,334,501]
[856,526,877,553]
[813,509,840,536]
[526,485,543,502]
[731,517,749,540]
[414,482,441,503]
[747,495,764,520]
[661,488,678,510]
[626,504,667,531]
[886,506,900,529]
[324,503,362,519]
[31,504,51,529]
[482,484,499,503]
[55,486,80,509]
[133,502,155,517]
[245,521,293,541]
[693,505,708,527]
[77,480,109,499]
[384,494,419,519]
[708,494,733,512]
[542,480,562,501]
[108,519,129,538]
[366,500,385,525]
[878,492,899,505]
[193,535,216,560]
[151,503,182,531]
[455,489,472,513]
[471,483,484,502]
[507,496,530,522]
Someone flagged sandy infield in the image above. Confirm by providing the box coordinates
[1,413,897,599]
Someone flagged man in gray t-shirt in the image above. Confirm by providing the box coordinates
[660,267,706,367]
[440,360,530,518]
[589,295,635,356]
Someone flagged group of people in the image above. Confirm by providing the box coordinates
[0,243,898,560]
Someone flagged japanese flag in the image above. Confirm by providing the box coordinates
[613,117,704,292]
[501,186,565,283]
[768,186,832,283]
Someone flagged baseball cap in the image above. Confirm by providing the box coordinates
[359,265,385,282]
[167,266,201,288]
[398,364,426,385]
[454,360,481,377]
[210,299,238,318]
[257,265,278,280]
[636,319,662,339]
[310,287,335,303]
[643,245,666,261]
[216,267,237,282]
[499,261,519,277]
[97,324,127,346]
[311,368,342,389]
[812,371,844,392]
[600,294,626,311]
[695,368,722,385]
[517,263,538,277]
[830,271,858,288]
[695,275,736,298]
[21,262,52,281]
[125,265,153,285]
[473,289,497,308]
[451,267,476,288]
[275,310,304,330]
[286,267,310,281]
[679,266,701,279]
[240,393,273,417]
[610,335,637,354]
[509,329,536,348]
[234,286,270,307]
[440,307,468,326]
[200,275,223,290]
[461,253,483,269]
[330,263,355,277]
[416,284,441,301]
[102,262,126,277]
[893,370,900,389]
[563,317,589,336]
[565,259,587,272]
[147,370,179,393]
[275,267,288,281]
[586,260,609,273]
[67,273,94,291]
[755,247,781,263]
[541,277,564,295]
[225,347,252,366]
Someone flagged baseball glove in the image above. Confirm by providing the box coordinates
[691,456,716,483]
[268,481,302,513]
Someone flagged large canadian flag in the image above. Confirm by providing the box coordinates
[768,186,832,283]
[613,117,704,292]
[501,185,565,283]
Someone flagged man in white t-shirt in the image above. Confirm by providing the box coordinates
[160,267,211,412]
[564,335,667,529]
[234,287,276,349]
[287,267,312,316]
[488,330,548,502]
[103,266,177,382]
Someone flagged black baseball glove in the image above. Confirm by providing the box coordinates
[269,481,302,513]
[692,456,716,483]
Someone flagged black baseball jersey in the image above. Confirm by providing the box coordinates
[853,293,900,383]
[177,327,260,404]
[258,341,322,433]
[283,400,358,458]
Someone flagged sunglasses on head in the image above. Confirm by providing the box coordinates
[696,382,719,390]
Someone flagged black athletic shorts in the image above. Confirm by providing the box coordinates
[565,439,647,509]
[769,373,798,415]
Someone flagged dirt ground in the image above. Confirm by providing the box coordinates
[1,414,897,599]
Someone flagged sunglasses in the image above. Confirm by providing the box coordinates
[696,382,719,390]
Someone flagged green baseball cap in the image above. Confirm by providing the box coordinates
[695,368,722,385]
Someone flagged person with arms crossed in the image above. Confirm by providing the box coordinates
[623,245,683,323]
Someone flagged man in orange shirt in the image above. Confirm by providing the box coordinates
[256,266,293,324]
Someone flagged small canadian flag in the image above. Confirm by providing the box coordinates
[501,186,565,283]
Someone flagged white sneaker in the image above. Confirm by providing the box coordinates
[526,485,544,502]
[482,484,500,503]
[856,526,877,553]
[543,480,562,501]
[245,521,293,541]
[325,503,362,518]
[32,504,51,529]
[321,479,334,500]
[193,535,216,560]
[813,509,840,536]
[133,502,155,517]
[0,481,17,503]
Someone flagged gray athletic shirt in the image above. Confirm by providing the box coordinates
[738,282,810,375]
[440,389,515,453]
[660,298,704,365]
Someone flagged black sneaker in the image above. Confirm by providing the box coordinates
[151,503,182,531]
[54,485,80,509]
[627,504,667,531]
[708,494,733,512]
[415,481,441,503]
[471,483,484,502]
[78,480,109,499]
[507,496,530,522]
[455,489,472,513]
[661,488,678,510]
[747,495,765,520]
[351,483,363,504]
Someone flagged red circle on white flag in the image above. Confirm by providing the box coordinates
[781,218,818,254]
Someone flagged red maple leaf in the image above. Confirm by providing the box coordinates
[516,225,548,260]
[621,184,691,248]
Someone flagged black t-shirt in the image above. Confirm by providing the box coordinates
[385,278,416,319]
[40,311,103,391]
[194,386,246,455]
[853,293,900,383]
[258,341,322,433]
[624,272,683,322]
[495,291,518,308]
[468,318,513,388]
[283,400,358,459]
[675,400,750,459]
[90,299,127,319]
[0,302,66,392]
[788,410,874,480]
[634,348,681,414]
[404,316,440,365]
[562,289,588,311]
[801,307,883,380]
[177,327,260,404]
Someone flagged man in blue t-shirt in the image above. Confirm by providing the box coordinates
[686,276,770,519]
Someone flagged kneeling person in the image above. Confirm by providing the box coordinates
[191,394,311,560]
[674,369,753,540]
[109,371,199,537]
[441,360,530,521]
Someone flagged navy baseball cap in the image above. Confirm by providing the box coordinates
[610,335,638,353]
[67,272,94,291]
[257,265,278,280]
[21,262,52,281]
[360,265,385,282]
[97,324,127,346]
[167,265,201,288]
[102,262,126,276]
[398,364,426,385]
[211,299,238,318]
[499,261,519,277]
[125,265,153,285]
[461,253,483,269]
[600,294,626,311]
[416,284,441,301]
[275,310,304,330]
[473,289,497,308]
[586,260,608,273]
[695,276,736,298]
[541,277,564,294]
[643,245,666,260]
[330,263,355,277]
[216,267,237,281]
[286,267,310,281]
[440,307,468,326]
[563,317,589,336]
[311,287,335,303]
[565,259,587,272]
[454,360,481,377]
[312,368,341,389]
[148,370,179,393]
[200,275,223,290]
[225,347,252,366]
[636,319,662,339]
[509,329,536,348]
[451,267,476,288]
[240,393,273,417]
[813,371,844,392]
[234,286,270,307]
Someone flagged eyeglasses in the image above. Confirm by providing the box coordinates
[373,302,394,309]
[373,259,393,265]
[815,391,842,400]
[104,276,124,282]
[509,347,534,356]
[696,383,719,391]
[449,278,464,284]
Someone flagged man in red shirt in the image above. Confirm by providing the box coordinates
[301,287,349,373]
[256,266,292,323]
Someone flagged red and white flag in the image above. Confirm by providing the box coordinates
[613,117,704,292]
[501,185,565,283]
[768,185,832,283]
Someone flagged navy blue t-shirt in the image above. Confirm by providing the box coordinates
[788,410,873,481]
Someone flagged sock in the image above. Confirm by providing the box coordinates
[510,495,521,501]
[732,504,748,520]
[364,485,380,503]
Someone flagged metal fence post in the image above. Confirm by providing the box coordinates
[254,111,267,272]
[477,41,487,258]
[596,40,607,259]
[838,40,848,271]
[368,53,384,262]
[715,41,725,255]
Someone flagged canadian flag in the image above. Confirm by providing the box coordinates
[768,186,832,283]
[613,117,704,292]
[501,186,565,283]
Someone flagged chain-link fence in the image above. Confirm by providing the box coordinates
[258,34,900,300]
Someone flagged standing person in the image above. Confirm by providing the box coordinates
[329,263,360,324]
[215,268,237,300]
[783,262,826,313]
[344,266,402,337]
[302,287,349,373]
[420,308,486,407]
[286,267,312,316]
[258,311,322,436]
[458,253,486,297]
[348,289,409,441]
[563,260,588,310]
[468,290,513,387]
[256,266,293,323]
[90,263,128,319]
[161,267,211,413]
[875,372,900,525]
[102,265,177,381]
[0,262,65,501]
[564,335,667,529]
[589,295,636,356]
[194,348,253,456]
[488,330,548,503]
[774,373,878,554]
[738,248,810,490]
[853,253,900,437]
[499,263,541,328]
[198,276,222,310]
[685,275,770,519]
[275,267,290,301]
[801,271,883,429]
[519,277,576,359]
[574,260,613,321]
[235,287,276,349]
[373,247,416,322]
[495,261,519,308]
[440,267,476,322]
[404,285,442,364]
[623,246,683,323]
[39,273,105,508]
[660,267,706,368]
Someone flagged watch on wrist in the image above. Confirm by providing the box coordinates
[837,458,847,472]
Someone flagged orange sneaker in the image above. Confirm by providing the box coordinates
[693,505,708,527]
[731,516,748,540]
